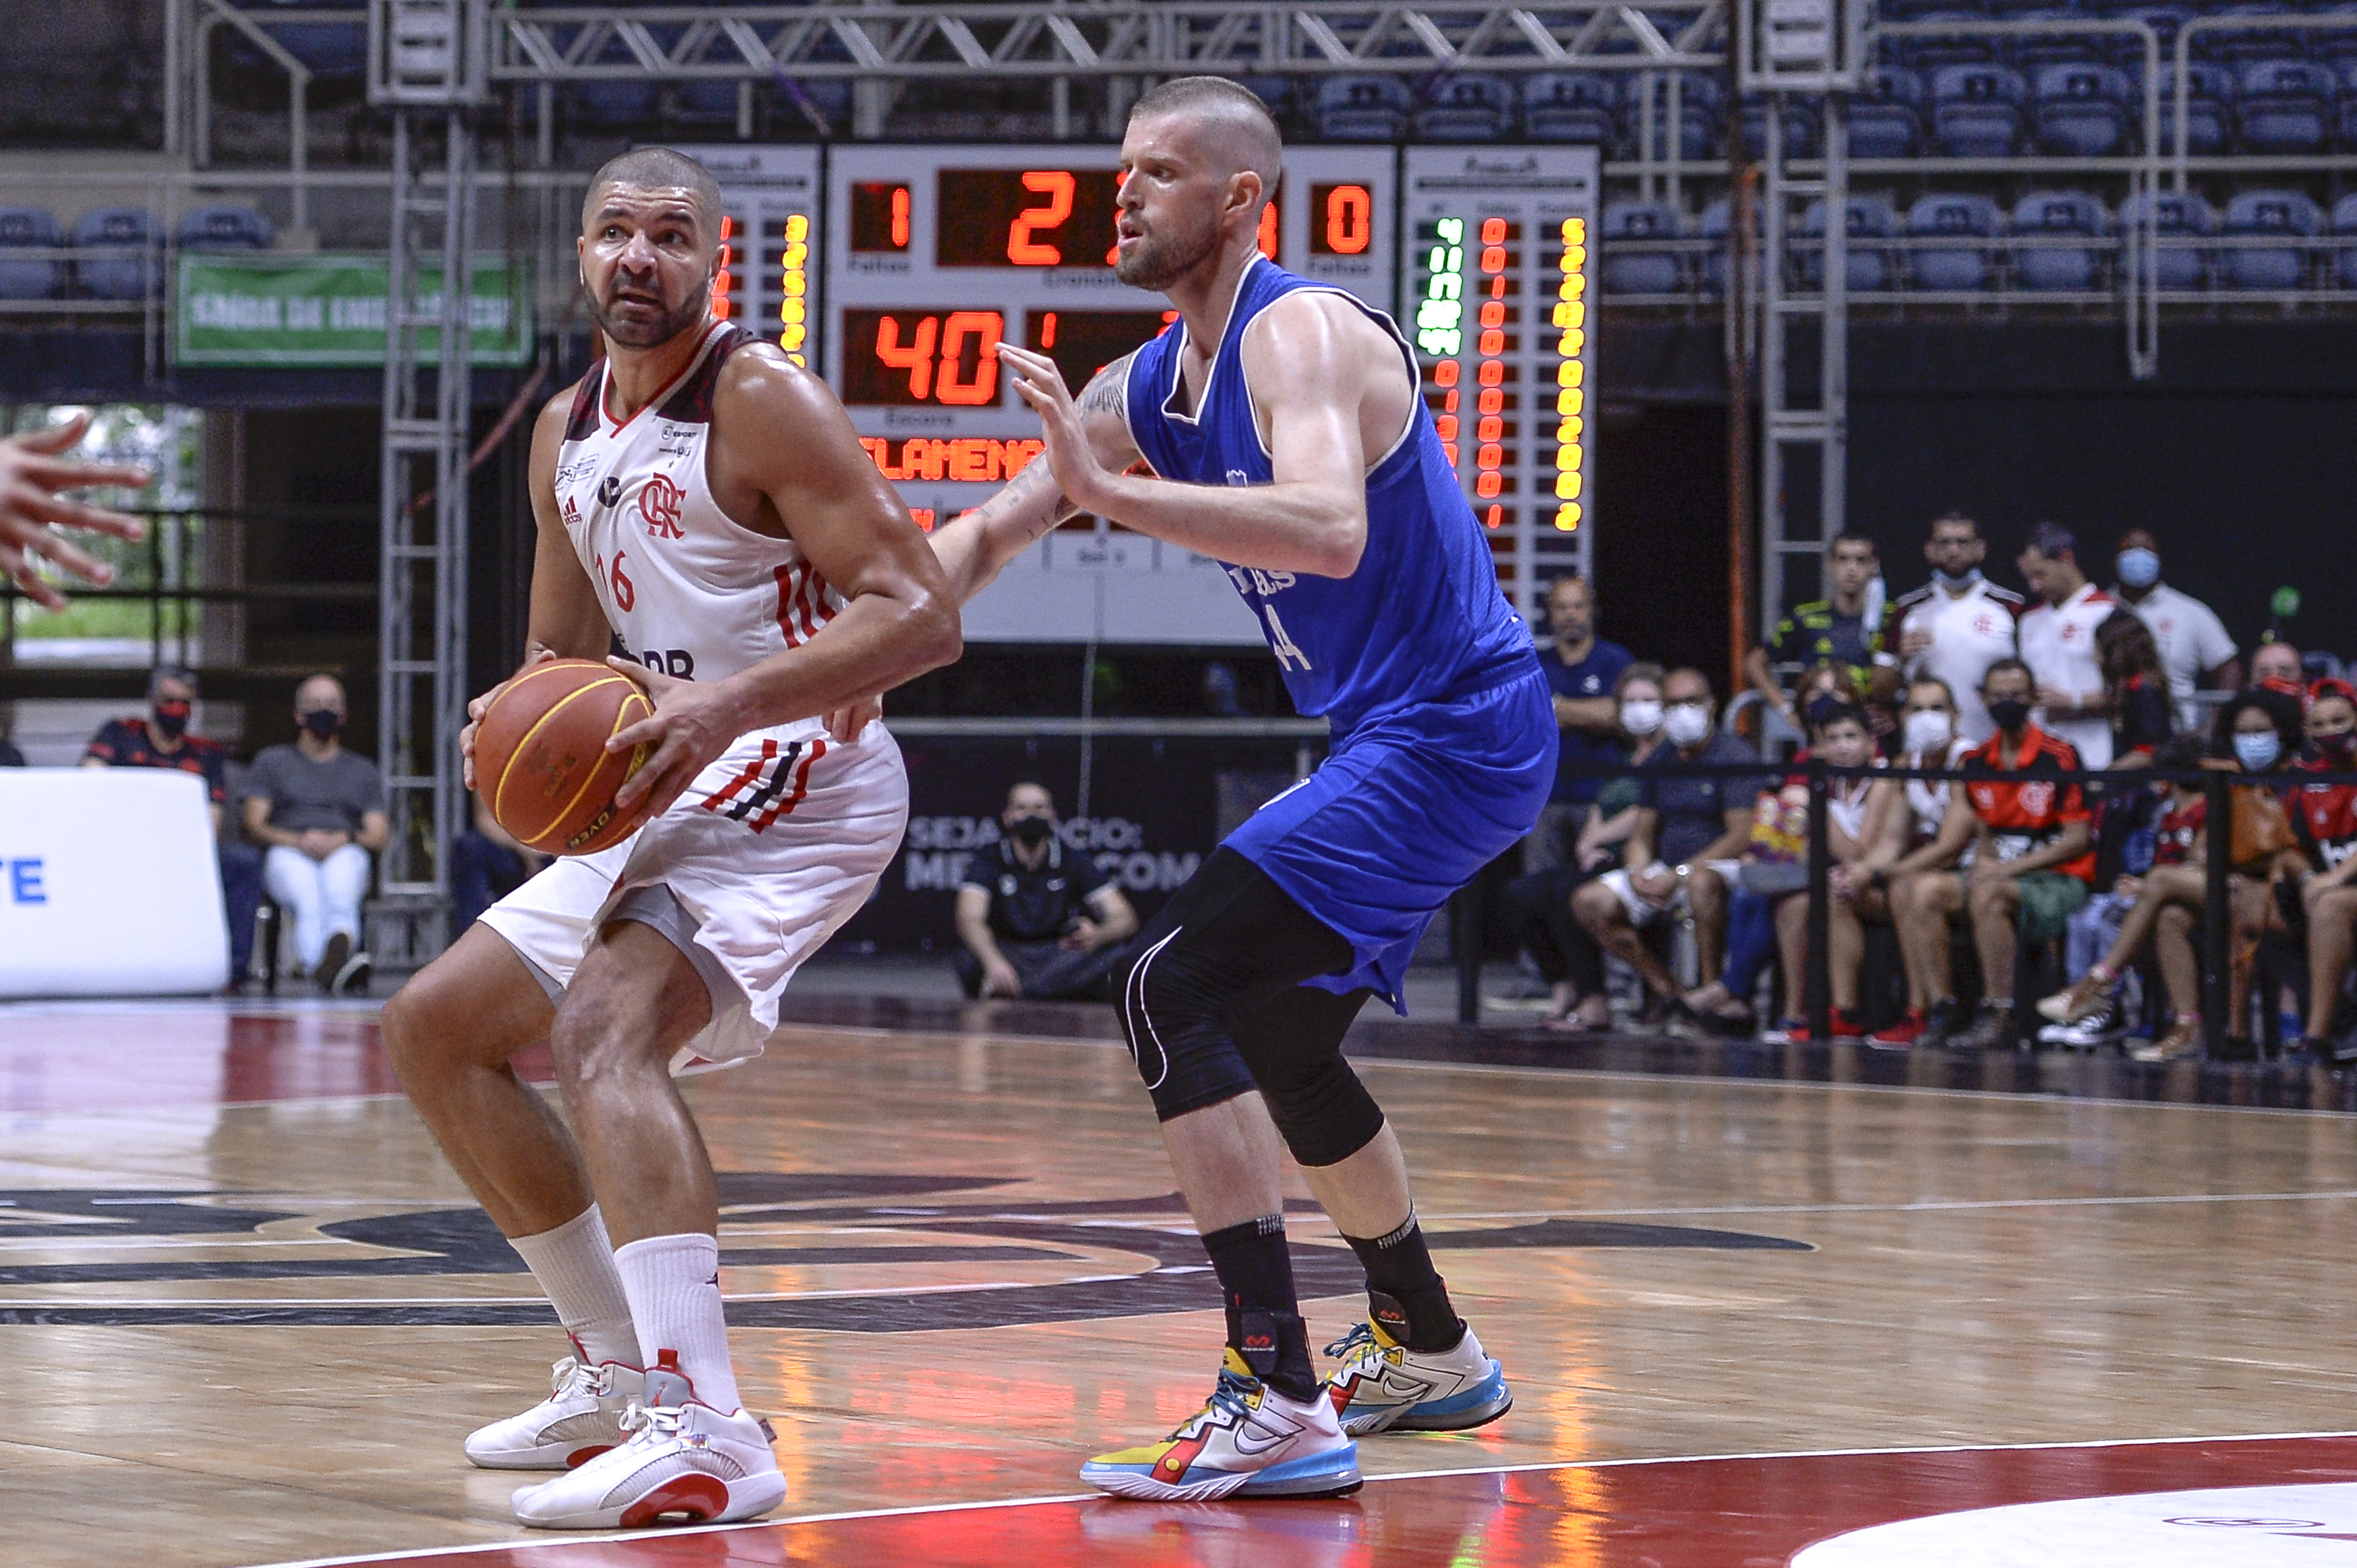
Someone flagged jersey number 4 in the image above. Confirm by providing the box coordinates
[1262,601,1311,672]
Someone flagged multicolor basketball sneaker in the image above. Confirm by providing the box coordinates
[508,1352,785,1529]
[463,1336,642,1470]
[1080,1348,1362,1502]
[1322,1295,1513,1436]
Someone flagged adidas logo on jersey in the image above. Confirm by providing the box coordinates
[562,496,581,526]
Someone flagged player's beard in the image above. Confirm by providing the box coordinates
[1115,206,1224,291]
[588,275,708,349]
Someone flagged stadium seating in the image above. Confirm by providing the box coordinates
[1932,64,2030,155]
[2032,62,2135,156]
[569,83,661,130]
[1698,196,1733,294]
[71,207,160,300]
[2011,190,2108,290]
[2234,60,2337,155]
[2005,10,2107,70]
[1799,195,1899,292]
[2155,61,2234,157]
[243,0,368,79]
[1906,193,2004,289]
[1850,67,1928,159]
[177,205,273,253]
[1600,200,1687,294]
[2317,6,2357,65]
[2103,4,2194,66]
[1415,74,1516,142]
[2197,2,2314,65]
[2119,189,2217,290]
[2332,193,2357,289]
[1313,75,1411,141]
[1892,11,1999,71]
[1522,72,1619,146]
[0,207,62,301]
[2218,188,2321,290]
[1742,95,1822,160]
[1623,72,1724,162]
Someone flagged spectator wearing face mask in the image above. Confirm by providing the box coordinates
[1857,677,1976,1043]
[2110,529,2238,734]
[2290,681,2357,1061]
[1530,573,1634,872]
[2016,522,2117,769]
[1886,511,2022,744]
[954,781,1139,1001]
[242,674,388,994]
[1500,662,1667,1032]
[1572,668,1761,1031]
[81,664,266,987]
[2250,639,2303,696]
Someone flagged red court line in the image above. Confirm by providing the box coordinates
[252,1432,2357,1568]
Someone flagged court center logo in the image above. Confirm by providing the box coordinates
[0,1174,1808,1330]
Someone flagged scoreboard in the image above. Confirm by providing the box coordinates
[697,142,1596,643]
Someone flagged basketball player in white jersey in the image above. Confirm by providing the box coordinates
[379,147,957,1530]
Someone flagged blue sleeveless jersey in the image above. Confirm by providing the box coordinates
[1123,258,1555,1008]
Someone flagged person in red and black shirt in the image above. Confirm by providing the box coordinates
[2293,680,2357,1057]
[1888,657,2094,1051]
[80,664,264,985]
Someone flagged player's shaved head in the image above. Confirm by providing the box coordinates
[581,145,723,237]
[1127,77,1284,208]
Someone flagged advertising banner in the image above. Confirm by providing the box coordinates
[175,253,532,367]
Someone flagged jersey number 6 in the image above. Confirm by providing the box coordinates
[609,550,636,613]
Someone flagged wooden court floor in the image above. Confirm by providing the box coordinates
[7,999,2357,1567]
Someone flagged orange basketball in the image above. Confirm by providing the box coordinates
[475,659,658,856]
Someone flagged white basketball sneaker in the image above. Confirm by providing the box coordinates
[1079,1348,1362,1502]
[1322,1300,1513,1436]
[509,1353,785,1530]
[464,1338,643,1470]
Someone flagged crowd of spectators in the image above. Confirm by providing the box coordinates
[1506,515,2357,1063]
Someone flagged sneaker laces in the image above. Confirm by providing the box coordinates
[619,1398,688,1448]
[1175,1365,1263,1437]
[1322,1322,1381,1364]
[548,1355,617,1400]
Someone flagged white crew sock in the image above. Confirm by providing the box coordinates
[508,1204,639,1369]
[614,1231,742,1414]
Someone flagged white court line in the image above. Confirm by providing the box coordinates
[236,1428,2357,1568]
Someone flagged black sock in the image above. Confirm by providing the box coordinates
[1200,1216,1317,1401]
[1345,1215,1464,1353]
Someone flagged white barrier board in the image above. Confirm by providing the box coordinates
[0,767,229,998]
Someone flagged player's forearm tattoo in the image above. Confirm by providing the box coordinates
[1077,353,1133,422]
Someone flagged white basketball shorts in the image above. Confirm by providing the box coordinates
[478,719,907,1071]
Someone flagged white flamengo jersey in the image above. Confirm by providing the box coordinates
[553,320,842,709]
[481,318,908,1073]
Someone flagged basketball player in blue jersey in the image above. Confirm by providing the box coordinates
[927,77,1555,1500]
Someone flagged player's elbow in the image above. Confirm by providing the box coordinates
[1304,512,1369,579]
[905,585,963,673]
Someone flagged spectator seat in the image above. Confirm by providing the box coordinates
[2119,189,2216,290]
[176,204,273,253]
[1849,67,1928,158]
[1523,71,1620,146]
[1799,195,1899,292]
[2100,4,2193,67]
[1698,196,1733,295]
[1313,75,1411,140]
[2334,193,2357,289]
[2218,188,2321,290]
[2154,61,2235,157]
[1622,71,1724,162]
[1905,192,2003,289]
[71,207,160,300]
[252,0,368,78]
[0,208,63,300]
[2005,9,2106,70]
[1892,10,1999,71]
[2033,62,2134,155]
[2011,190,2107,290]
[1415,74,1516,141]
[2317,6,2357,66]
[1930,63,2030,155]
[2235,59,2336,154]
[1600,200,1687,295]
[1235,76,1298,123]
[2196,3,2316,66]
[1741,93,1821,159]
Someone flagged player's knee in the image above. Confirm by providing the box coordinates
[381,963,480,1079]
[1117,934,1256,1120]
[1255,1055,1386,1169]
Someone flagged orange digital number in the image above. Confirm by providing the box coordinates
[876,315,939,400]
[1008,170,1076,266]
[890,186,910,249]
[1257,203,1278,261]
[710,215,736,320]
[1325,186,1371,255]
[935,311,1004,405]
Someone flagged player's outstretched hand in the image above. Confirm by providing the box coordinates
[604,656,743,819]
[460,650,557,791]
[998,345,1109,514]
[0,413,151,610]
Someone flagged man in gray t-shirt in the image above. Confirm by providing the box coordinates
[241,674,388,992]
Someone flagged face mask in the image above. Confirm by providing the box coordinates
[2234,731,2283,771]
[1008,815,1053,847]
[1662,701,1713,748]
[1987,697,2033,734]
[301,708,342,740]
[2314,732,2357,763]
[2116,548,2161,589]
[1903,710,1953,755]
[151,700,191,739]
[1931,566,1979,591]
[1619,699,1663,736]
